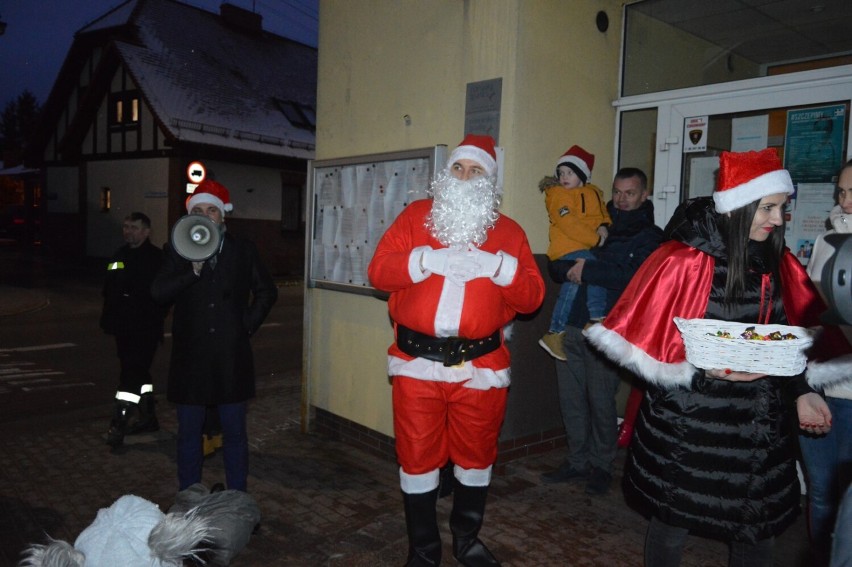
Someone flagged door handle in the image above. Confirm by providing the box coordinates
[656,185,677,199]
[660,136,680,151]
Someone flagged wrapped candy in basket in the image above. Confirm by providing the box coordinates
[673,317,814,376]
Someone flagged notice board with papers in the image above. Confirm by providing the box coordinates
[306,146,447,295]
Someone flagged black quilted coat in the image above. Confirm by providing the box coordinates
[624,198,813,543]
[151,231,277,405]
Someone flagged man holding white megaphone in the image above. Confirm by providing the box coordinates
[152,178,277,493]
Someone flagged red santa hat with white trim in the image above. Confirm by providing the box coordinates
[186,179,234,215]
[713,148,794,214]
[555,145,595,184]
[448,134,498,177]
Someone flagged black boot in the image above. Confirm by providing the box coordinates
[450,481,500,567]
[105,401,135,448]
[126,393,159,435]
[402,489,441,567]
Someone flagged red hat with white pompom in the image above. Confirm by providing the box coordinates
[448,134,498,177]
[556,145,595,184]
[713,148,794,214]
[186,179,233,215]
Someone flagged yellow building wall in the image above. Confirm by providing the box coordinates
[310,0,622,436]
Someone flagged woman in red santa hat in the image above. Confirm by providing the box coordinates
[585,148,851,566]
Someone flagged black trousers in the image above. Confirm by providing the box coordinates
[115,329,160,395]
[644,516,774,567]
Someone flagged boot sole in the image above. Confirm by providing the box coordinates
[537,339,567,361]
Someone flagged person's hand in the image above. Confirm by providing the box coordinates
[596,225,609,246]
[420,248,454,276]
[797,392,832,435]
[467,248,503,278]
[566,259,585,283]
[446,254,481,286]
[705,368,766,382]
[192,261,204,276]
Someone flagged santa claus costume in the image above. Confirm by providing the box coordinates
[584,149,852,562]
[368,134,544,566]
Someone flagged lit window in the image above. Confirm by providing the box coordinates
[109,91,140,127]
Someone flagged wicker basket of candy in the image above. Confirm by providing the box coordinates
[673,317,814,376]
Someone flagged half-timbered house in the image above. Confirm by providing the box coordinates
[27,0,316,276]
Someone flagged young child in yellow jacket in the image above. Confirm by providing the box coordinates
[539,145,611,360]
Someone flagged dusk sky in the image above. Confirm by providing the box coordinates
[0,0,319,110]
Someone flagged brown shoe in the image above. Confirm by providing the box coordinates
[538,331,567,361]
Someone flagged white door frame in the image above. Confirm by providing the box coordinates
[614,65,852,228]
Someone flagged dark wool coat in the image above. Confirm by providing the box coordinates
[590,198,821,543]
[152,231,277,405]
[101,238,166,338]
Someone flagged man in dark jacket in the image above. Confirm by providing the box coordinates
[540,167,663,495]
[152,179,277,492]
[101,212,166,449]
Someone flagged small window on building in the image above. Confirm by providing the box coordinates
[273,98,316,132]
[109,91,141,128]
[101,187,111,212]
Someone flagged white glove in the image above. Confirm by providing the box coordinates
[421,248,454,276]
[467,248,503,278]
[446,255,481,286]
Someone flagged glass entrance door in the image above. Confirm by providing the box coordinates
[617,65,852,229]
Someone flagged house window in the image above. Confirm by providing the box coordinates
[273,98,315,132]
[280,170,305,232]
[101,187,111,212]
[109,91,140,127]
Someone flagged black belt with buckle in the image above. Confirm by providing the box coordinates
[396,324,502,367]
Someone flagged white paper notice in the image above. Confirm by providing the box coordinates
[348,245,366,286]
[790,182,836,265]
[408,159,431,200]
[731,115,768,152]
[354,164,375,208]
[340,167,357,208]
[318,171,339,208]
[321,207,338,246]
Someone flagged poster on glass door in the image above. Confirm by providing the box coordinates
[788,182,836,266]
[783,105,846,184]
[683,116,708,153]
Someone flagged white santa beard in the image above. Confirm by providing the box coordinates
[427,172,500,247]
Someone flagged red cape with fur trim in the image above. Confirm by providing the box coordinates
[585,240,851,389]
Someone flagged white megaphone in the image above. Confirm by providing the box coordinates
[171,214,221,261]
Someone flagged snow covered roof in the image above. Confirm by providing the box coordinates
[79,0,317,159]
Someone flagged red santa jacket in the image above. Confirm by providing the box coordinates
[585,240,852,390]
[368,199,544,380]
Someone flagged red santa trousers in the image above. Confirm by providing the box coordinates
[392,376,508,474]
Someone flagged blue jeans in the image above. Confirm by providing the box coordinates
[800,396,852,561]
[176,402,249,491]
[832,483,852,567]
[549,249,605,332]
